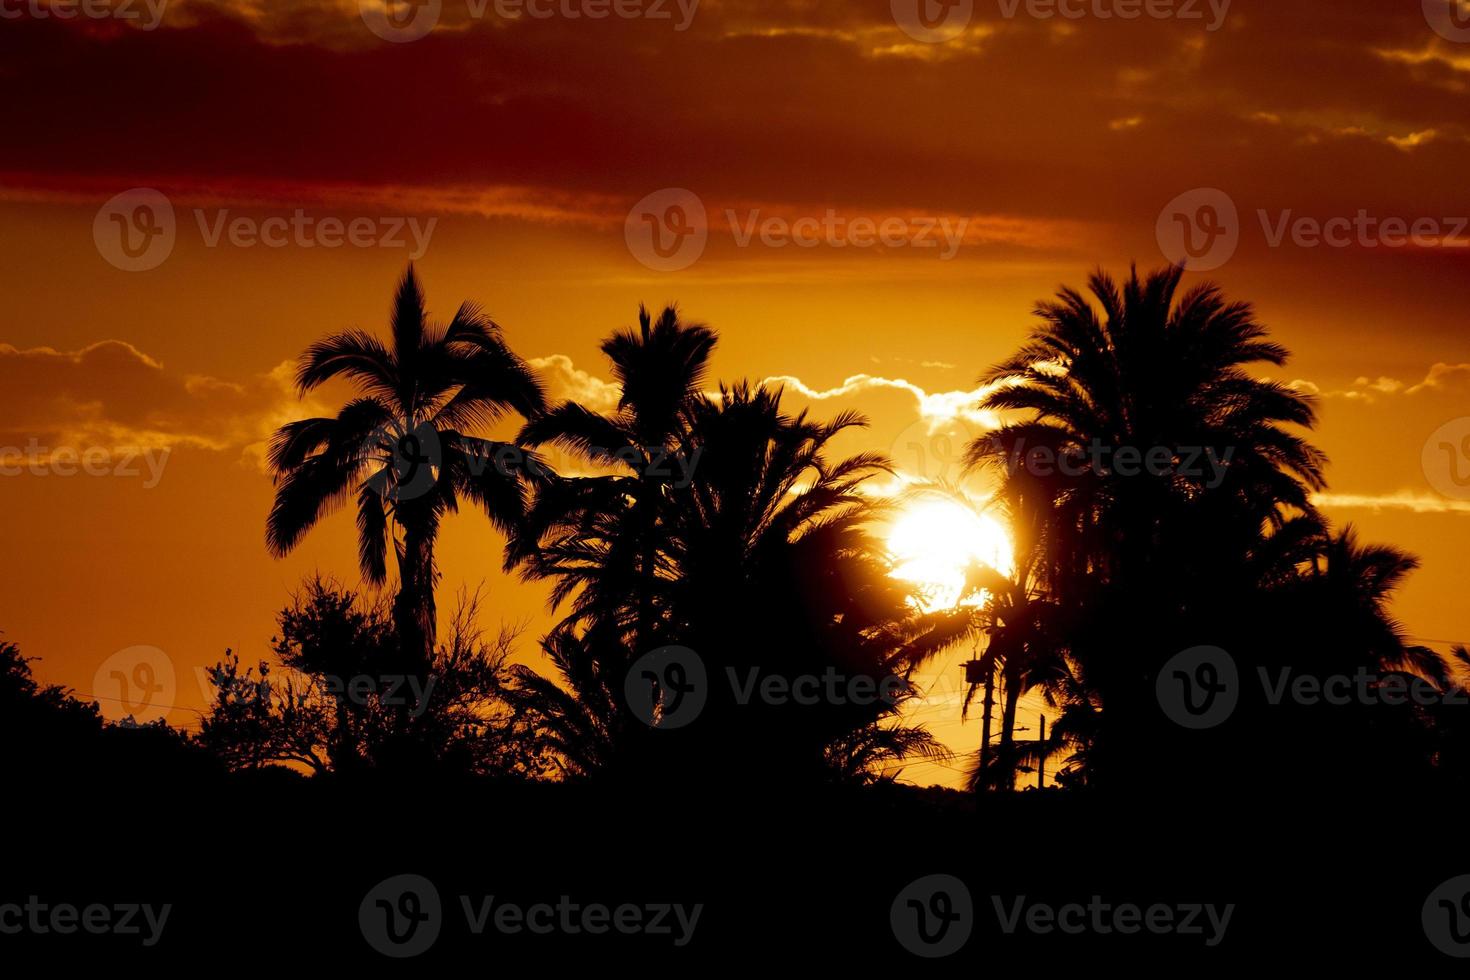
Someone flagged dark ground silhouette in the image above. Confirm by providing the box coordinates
[8,266,1470,967]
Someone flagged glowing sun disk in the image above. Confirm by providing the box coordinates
[887,498,1014,612]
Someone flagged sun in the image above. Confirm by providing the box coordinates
[887,495,1014,613]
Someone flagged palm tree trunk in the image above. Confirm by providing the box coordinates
[393,517,437,670]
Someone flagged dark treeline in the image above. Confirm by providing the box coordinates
[8,263,1470,803]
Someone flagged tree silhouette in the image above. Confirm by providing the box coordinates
[266,266,547,667]
[967,266,1369,788]
[514,303,716,659]
[511,365,970,784]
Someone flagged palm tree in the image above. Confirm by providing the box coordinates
[967,265,1329,787]
[266,266,546,667]
[971,264,1326,571]
[957,474,1070,791]
[664,383,971,781]
[500,626,618,779]
[514,304,716,657]
[1297,524,1443,681]
[511,371,970,782]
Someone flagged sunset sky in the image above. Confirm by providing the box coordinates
[3,0,1469,785]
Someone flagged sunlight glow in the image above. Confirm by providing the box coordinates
[887,496,1014,613]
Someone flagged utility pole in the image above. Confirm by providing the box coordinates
[1037,713,1046,790]
[978,664,995,789]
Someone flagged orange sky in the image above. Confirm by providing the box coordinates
[2,0,1469,786]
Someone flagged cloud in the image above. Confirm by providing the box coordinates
[1286,364,1470,403]
[759,373,1002,430]
[1314,491,1470,515]
[1407,362,1470,395]
[0,341,307,464]
[530,354,622,413]
[7,0,1469,250]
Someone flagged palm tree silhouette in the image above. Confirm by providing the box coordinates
[514,304,716,658]
[956,474,1070,791]
[668,382,967,778]
[969,265,1329,786]
[511,342,971,781]
[266,266,546,666]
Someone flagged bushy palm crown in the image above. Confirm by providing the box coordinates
[970,265,1327,584]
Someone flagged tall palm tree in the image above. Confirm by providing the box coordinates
[514,304,716,656]
[266,266,546,667]
[968,265,1329,786]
